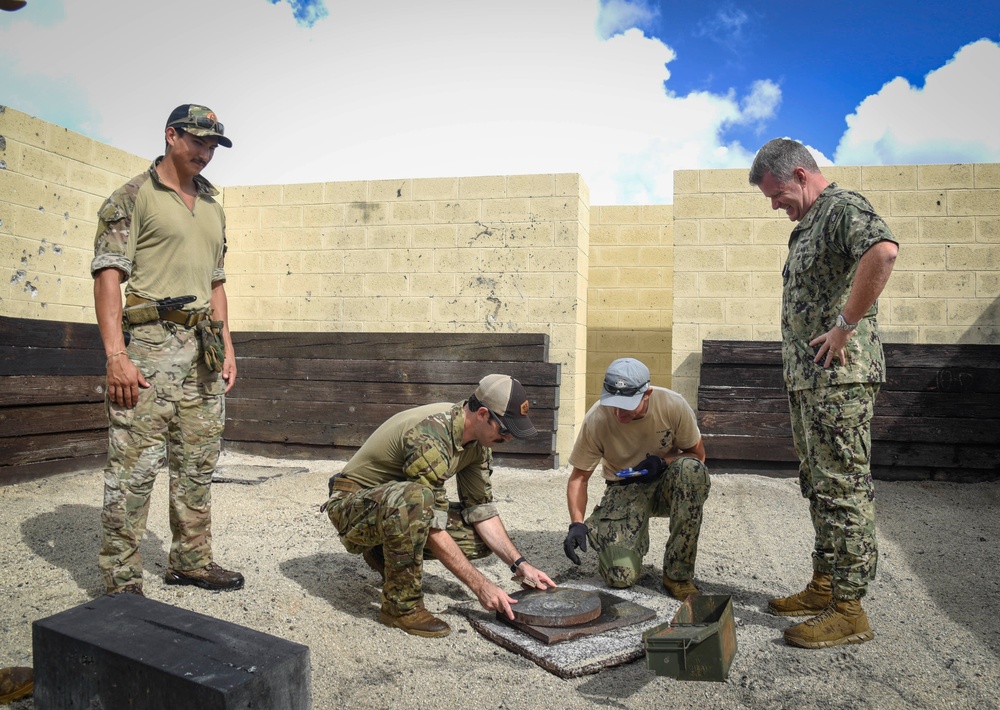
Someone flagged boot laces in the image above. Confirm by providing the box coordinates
[804,604,838,626]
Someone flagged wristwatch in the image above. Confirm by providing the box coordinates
[835,313,858,332]
[509,556,528,574]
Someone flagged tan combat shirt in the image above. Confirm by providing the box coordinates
[568,386,701,481]
[90,159,226,310]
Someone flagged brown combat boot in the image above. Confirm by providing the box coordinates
[783,598,875,649]
[109,583,145,597]
[663,575,699,601]
[165,562,245,591]
[768,571,832,617]
[378,604,451,638]
[0,666,33,704]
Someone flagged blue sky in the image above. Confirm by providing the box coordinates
[1,0,998,204]
[635,1,1000,164]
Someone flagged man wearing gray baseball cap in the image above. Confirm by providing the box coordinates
[563,358,711,600]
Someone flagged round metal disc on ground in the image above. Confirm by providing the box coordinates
[510,587,603,627]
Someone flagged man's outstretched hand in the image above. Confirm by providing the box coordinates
[563,522,589,565]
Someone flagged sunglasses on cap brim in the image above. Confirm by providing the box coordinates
[603,381,648,397]
[169,116,225,135]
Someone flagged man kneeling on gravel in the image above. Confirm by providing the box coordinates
[321,374,557,638]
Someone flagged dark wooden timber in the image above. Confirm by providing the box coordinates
[697,339,1000,482]
[228,330,561,469]
[1,315,561,483]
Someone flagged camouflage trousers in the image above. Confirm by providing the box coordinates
[789,382,879,601]
[586,457,711,588]
[99,322,226,592]
[325,480,491,616]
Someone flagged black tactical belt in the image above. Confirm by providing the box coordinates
[606,471,663,487]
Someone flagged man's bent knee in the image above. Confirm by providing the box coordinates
[598,545,642,588]
[672,458,711,500]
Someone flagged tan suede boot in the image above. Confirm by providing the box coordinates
[378,604,451,638]
[662,575,699,601]
[768,571,832,617]
[783,598,875,649]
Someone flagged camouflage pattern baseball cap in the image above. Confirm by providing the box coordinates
[165,104,232,148]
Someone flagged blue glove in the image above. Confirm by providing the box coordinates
[637,454,666,477]
[564,522,589,565]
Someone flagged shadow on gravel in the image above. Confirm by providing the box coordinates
[877,481,1000,658]
[20,503,166,597]
[280,552,382,616]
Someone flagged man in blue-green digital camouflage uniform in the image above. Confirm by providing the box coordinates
[322,374,557,638]
[91,104,243,596]
[562,357,711,601]
[750,138,898,649]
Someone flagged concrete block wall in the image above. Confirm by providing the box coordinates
[221,176,591,456]
[5,106,999,460]
[670,164,1000,406]
[0,106,147,322]
[587,204,673,406]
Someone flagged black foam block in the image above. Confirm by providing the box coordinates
[32,593,310,709]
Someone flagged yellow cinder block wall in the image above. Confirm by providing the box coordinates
[221,174,590,457]
[586,204,673,408]
[0,106,147,323]
[4,106,999,463]
[0,107,590,460]
[670,165,1000,407]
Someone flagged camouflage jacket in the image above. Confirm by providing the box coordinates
[781,184,898,391]
[340,402,498,529]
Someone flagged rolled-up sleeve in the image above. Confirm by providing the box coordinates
[456,448,497,523]
[91,195,133,278]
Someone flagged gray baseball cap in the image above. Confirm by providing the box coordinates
[600,358,650,410]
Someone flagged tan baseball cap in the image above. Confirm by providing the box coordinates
[474,374,537,439]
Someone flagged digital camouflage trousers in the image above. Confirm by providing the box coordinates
[325,480,491,616]
[789,382,880,601]
[586,456,711,588]
[99,322,226,592]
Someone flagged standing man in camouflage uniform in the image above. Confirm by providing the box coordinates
[91,104,244,596]
[322,374,557,638]
[749,138,898,648]
[563,358,711,600]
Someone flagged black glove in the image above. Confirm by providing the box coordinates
[637,454,666,477]
[564,522,589,565]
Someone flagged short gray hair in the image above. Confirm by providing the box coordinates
[749,138,820,185]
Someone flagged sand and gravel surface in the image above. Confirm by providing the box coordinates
[2,451,998,709]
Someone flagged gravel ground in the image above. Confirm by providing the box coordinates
[2,451,998,709]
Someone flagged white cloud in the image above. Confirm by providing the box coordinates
[595,0,659,39]
[834,39,1000,165]
[694,4,749,47]
[0,0,775,204]
[738,79,782,124]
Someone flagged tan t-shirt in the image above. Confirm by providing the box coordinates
[568,386,701,481]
